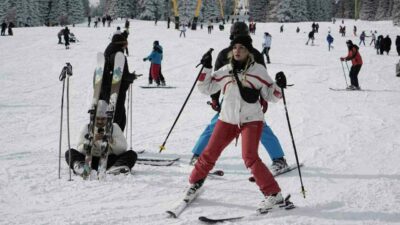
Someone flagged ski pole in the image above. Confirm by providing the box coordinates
[129,84,133,150]
[281,87,306,198]
[65,63,73,181]
[345,61,350,73]
[58,63,73,180]
[58,67,66,179]
[159,48,214,153]
[340,60,349,87]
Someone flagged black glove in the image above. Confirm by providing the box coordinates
[143,58,147,62]
[275,71,287,89]
[209,99,221,112]
[201,51,212,69]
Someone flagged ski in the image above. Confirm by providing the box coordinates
[208,170,224,177]
[198,195,295,224]
[82,52,105,180]
[134,149,145,154]
[166,189,203,218]
[98,52,125,179]
[139,85,176,89]
[248,163,304,183]
[136,157,180,166]
[329,87,363,91]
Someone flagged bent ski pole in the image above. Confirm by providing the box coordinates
[281,87,306,198]
[340,60,349,87]
[160,48,214,153]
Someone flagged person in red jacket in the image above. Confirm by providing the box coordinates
[340,40,363,90]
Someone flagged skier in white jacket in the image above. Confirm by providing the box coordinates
[262,32,272,63]
[186,35,288,212]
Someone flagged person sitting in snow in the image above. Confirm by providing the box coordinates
[65,100,137,177]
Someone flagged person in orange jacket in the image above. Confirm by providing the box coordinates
[340,40,363,90]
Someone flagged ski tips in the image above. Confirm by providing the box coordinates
[166,211,177,218]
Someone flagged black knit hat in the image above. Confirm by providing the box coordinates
[230,35,253,50]
[230,22,249,40]
[112,34,127,44]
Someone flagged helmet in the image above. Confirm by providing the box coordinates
[230,22,249,40]
[346,40,353,45]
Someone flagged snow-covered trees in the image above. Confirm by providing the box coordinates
[248,0,268,22]
[276,0,308,22]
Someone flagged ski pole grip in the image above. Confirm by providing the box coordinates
[196,48,214,68]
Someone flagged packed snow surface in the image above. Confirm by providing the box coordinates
[0,19,400,225]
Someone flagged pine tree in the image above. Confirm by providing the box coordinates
[0,0,11,22]
[360,0,377,20]
[375,0,393,20]
[139,0,164,20]
[69,0,85,24]
[248,0,268,22]
[393,0,400,25]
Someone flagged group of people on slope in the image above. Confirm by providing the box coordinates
[57,27,73,49]
[64,21,292,212]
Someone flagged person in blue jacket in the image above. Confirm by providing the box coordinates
[143,40,166,86]
[189,22,289,174]
[327,31,334,51]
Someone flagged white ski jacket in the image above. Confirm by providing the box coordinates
[77,123,127,156]
[262,35,272,48]
[198,62,282,125]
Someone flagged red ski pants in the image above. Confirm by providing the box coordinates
[150,63,160,82]
[189,120,281,196]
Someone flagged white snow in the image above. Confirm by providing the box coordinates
[1,19,400,225]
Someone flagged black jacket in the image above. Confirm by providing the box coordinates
[395,36,400,47]
[100,43,134,101]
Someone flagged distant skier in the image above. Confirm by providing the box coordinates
[100,34,138,131]
[262,32,272,63]
[1,21,6,36]
[382,35,392,55]
[63,26,70,49]
[167,17,171,29]
[359,31,366,46]
[296,27,300,33]
[179,23,186,38]
[280,24,284,33]
[370,31,376,46]
[57,28,64,44]
[340,40,363,90]
[65,100,137,176]
[327,32,334,51]
[7,22,14,36]
[143,40,165,86]
[353,25,357,36]
[306,30,315,45]
[396,35,400,56]
[88,16,91,27]
[377,35,384,55]
[125,19,130,30]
